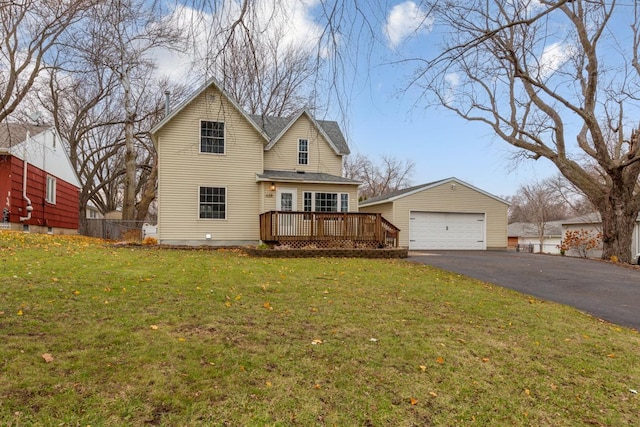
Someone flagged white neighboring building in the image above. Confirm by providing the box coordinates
[561,213,640,262]
[86,202,103,219]
[507,221,563,254]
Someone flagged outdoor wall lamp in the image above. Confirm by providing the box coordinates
[270,183,276,191]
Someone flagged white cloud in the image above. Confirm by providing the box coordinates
[384,1,433,49]
[537,42,575,80]
[444,72,460,105]
[154,1,326,82]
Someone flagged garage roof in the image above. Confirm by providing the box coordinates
[359,177,510,208]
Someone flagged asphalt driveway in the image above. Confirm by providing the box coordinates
[408,251,640,330]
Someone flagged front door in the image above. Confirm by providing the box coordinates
[276,188,297,236]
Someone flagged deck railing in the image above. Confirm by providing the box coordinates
[259,211,400,248]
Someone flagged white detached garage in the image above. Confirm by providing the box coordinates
[359,178,509,250]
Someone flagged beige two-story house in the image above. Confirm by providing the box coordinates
[150,78,361,246]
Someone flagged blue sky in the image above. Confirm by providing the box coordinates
[334,1,561,198]
[345,62,558,199]
[161,0,565,198]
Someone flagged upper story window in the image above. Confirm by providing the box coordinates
[298,139,308,165]
[46,176,56,204]
[201,121,225,154]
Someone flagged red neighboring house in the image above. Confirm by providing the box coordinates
[0,123,80,234]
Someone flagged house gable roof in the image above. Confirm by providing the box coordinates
[149,77,270,142]
[0,123,49,150]
[359,177,510,207]
[0,123,81,188]
[253,109,350,156]
[150,78,350,156]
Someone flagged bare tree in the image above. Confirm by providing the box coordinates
[206,26,319,116]
[182,0,368,118]
[344,153,414,199]
[37,0,187,224]
[0,0,92,123]
[547,174,594,218]
[75,0,182,221]
[409,0,640,262]
[508,179,568,251]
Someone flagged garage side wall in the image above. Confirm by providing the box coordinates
[359,201,394,221]
[392,183,507,249]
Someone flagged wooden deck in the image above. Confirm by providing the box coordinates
[259,211,400,248]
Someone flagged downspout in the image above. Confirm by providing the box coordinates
[20,131,33,221]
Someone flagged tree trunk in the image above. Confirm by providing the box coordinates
[135,159,157,222]
[600,204,637,263]
[597,194,638,264]
[121,73,137,221]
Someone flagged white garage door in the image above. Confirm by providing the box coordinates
[409,212,485,250]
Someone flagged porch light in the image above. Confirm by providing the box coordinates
[270,182,276,191]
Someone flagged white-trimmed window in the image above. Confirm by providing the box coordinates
[46,176,56,204]
[298,139,308,165]
[340,194,349,212]
[303,191,349,212]
[199,186,226,219]
[303,192,312,212]
[200,121,225,154]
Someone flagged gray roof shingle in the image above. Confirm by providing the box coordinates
[359,179,449,205]
[0,123,48,149]
[507,221,563,237]
[257,169,360,184]
[249,113,350,155]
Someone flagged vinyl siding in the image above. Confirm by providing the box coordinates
[264,114,343,175]
[359,182,507,249]
[263,183,359,212]
[155,87,265,244]
[358,201,394,221]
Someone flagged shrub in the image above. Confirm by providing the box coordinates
[560,229,602,258]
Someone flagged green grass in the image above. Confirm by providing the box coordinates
[1,231,639,426]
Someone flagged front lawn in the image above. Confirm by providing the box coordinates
[1,231,638,426]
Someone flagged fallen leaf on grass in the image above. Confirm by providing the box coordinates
[263,302,273,310]
[436,357,444,364]
[16,310,23,316]
[429,391,438,397]
[311,339,323,345]
[41,353,54,363]
[419,365,427,372]
[150,325,158,330]
[410,397,418,405]
[265,381,272,388]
